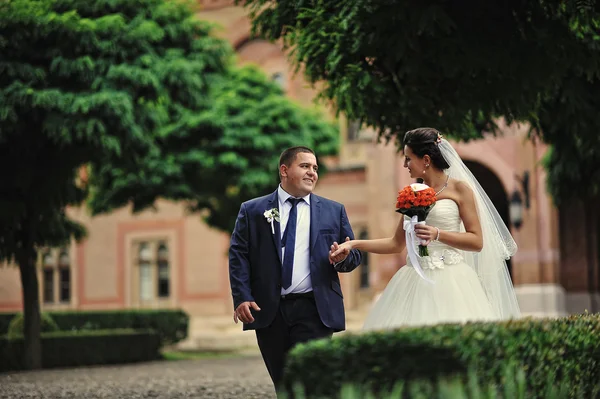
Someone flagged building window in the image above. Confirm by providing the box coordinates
[59,269,70,302]
[157,242,170,298]
[40,248,71,304]
[347,120,361,141]
[43,268,54,303]
[58,249,71,302]
[359,230,370,288]
[136,241,171,302]
[138,242,153,301]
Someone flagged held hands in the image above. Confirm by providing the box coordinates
[414,223,439,246]
[329,237,352,264]
[233,301,261,324]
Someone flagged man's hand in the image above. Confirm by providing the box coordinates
[329,237,351,264]
[233,301,261,324]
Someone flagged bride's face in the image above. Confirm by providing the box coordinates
[403,145,427,179]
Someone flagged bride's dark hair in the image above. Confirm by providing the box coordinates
[403,127,450,170]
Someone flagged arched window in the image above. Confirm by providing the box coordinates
[39,248,72,304]
[42,251,53,267]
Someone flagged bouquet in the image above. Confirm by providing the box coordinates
[395,183,437,256]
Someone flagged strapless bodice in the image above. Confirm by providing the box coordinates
[405,199,465,270]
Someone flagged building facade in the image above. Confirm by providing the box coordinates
[1,1,598,347]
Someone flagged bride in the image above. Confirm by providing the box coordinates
[329,127,521,330]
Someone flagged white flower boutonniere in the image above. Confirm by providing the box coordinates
[264,208,280,234]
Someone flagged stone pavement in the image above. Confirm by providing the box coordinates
[0,356,276,399]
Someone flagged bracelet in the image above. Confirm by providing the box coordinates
[434,227,440,241]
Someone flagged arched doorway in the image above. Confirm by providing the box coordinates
[463,161,513,278]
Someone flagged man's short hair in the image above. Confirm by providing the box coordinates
[279,146,315,177]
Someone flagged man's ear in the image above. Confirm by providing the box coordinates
[279,164,288,178]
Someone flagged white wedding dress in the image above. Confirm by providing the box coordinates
[362,199,500,331]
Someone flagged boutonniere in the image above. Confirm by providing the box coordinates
[263,208,280,234]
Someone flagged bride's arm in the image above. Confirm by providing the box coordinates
[437,182,483,252]
[331,217,406,257]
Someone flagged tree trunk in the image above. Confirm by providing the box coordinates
[17,224,42,370]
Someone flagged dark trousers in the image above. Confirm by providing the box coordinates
[255,293,333,392]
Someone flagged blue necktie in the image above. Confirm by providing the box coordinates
[281,198,302,289]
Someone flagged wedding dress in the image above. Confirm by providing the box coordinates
[361,137,520,331]
[362,199,501,330]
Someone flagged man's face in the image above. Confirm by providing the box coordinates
[280,152,319,197]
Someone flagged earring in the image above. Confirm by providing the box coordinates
[426,164,430,167]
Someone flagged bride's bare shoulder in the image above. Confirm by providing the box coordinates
[451,179,471,192]
[452,180,473,203]
[447,179,475,203]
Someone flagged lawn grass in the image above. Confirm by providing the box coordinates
[161,350,248,361]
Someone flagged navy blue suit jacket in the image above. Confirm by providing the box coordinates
[228,189,362,332]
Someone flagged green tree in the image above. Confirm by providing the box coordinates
[89,64,339,232]
[240,0,600,202]
[0,0,229,368]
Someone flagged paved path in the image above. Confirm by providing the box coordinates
[0,355,276,399]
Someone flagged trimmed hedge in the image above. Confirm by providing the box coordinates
[0,329,161,372]
[0,313,13,336]
[282,367,588,399]
[283,314,600,398]
[0,309,188,346]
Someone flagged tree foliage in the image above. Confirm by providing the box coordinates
[537,77,600,203]
[1,0,338,368]
[0,0,230,368]
[0,0,231,259]
[240,0,600,202]
[89,65,339,232]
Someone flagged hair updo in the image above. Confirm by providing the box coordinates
[403,127,450,170]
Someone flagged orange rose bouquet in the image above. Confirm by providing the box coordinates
[395,183,437,256]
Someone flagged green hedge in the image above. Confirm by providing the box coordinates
[282,367,587,399]
[0,329,161,372]
[0,309,188,346]
[283,314,600,398]
[0,313,13,336]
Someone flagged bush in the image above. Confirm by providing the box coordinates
[7,312,59,338]
[0,309,188,346]
[283,314,600,398]
[0,313,13,336]
[0,329,161,372]
[49,309,189,346]
[283,367,588,398]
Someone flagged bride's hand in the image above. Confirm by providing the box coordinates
[414,224,438,246]
[329,237,352,264]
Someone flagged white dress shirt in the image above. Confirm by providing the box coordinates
[278,185,312,295]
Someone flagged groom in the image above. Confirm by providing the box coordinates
[229,146,362,391]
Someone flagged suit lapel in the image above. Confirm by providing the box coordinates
[310,194,321,254]
[267,190,283,265]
